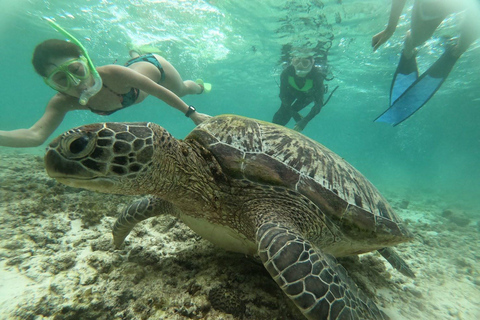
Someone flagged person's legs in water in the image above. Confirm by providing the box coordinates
[291,97,311,113]
[454,3,480,57]
[403,2,448,58]
[273,103,295,126]
[127,53,204,97]
[291,97,312,122]
[389,2,447,106]
[273,97,310,126]
[409,0,480,58]
[152,55,204,97]
[292,112,303,122]
[273,89,297,125]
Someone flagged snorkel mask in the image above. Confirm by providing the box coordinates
[292,57,313,77]
[44,56,91,92]
[45,18,102,105]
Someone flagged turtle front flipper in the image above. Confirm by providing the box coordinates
[377,247,415,278]
[256,222,389,320]
[113,196,178,248]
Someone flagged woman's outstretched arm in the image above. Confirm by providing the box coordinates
[0,95,75,147]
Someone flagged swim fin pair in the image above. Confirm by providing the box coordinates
[375,47,459,126]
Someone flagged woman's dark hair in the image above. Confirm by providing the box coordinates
[32,39,83,77]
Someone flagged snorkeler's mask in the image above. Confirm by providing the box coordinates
[292,57,313,77]
[44,56,90,92]
[45,18,102,105]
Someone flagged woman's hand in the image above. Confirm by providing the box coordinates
[372,28,395,52]
[190,112,211,125]
[293,118,308,132]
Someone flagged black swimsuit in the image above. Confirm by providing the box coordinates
[88,53,165,116]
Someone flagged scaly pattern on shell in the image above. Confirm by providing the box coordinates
[187,115,410,238]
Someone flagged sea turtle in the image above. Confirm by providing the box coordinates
[44,115,414,320]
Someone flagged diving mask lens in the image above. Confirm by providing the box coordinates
[45,57,90,91]
[292,58,313,76]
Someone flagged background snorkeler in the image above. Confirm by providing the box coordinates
[273,54,329,132]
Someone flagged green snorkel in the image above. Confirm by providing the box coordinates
[45,18,102,105]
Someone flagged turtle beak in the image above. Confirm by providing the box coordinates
[44,147,95,180]
[45,148,117,191]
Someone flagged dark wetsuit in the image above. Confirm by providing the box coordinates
[88,53,165,116]
[272,65,325,131]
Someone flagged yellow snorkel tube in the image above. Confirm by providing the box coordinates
[45,18,102,105]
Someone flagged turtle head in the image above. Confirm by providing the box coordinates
[44,122,165,194]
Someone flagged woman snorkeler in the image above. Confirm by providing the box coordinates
[0,32,211,148]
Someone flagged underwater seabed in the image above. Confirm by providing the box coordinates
[0,153,479,320]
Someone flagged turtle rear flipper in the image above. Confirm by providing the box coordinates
[377,247,415,278]
[256,221,388,320]
[112,197,178,248]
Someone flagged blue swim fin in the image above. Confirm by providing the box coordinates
[390,52,418,106]
[375,47,459,126]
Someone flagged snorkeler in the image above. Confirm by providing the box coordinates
[272,56,328,132]
[0,21,212,148]
[372,0,480,126]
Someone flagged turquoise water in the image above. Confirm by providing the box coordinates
[0,0,479,210]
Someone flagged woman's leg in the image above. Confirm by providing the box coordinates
[455,6,480,57]
[153,55,202,97]
[127,54,202,97]
[273,103,294,126]
[404,2,447,57]
[291,97,310,113]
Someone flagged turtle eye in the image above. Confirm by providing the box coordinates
[69,136,89,154]
[62,133,95,159]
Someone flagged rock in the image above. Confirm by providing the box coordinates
[449,214,471,227]
[208,286,245,318]
[441,209,454,218]
[442,209,471,227]
[398,200,410,209]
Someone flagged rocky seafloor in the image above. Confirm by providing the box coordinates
[0,152,479,320]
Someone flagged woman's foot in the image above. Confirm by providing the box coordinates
[129,50,140,58]
[195,79,212,94]
[128,44,162,58]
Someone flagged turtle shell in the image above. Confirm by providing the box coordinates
[186,115,411,240]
